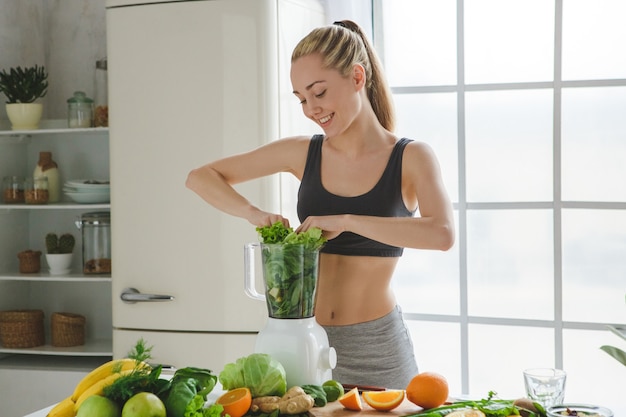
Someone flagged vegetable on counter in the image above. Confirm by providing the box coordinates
[219,353,287,398]
[162,367,218,417]
[403,391,547,417]
[99,340,219,417]
[250,386,315,415]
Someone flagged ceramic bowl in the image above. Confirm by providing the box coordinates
[547,404,613,417]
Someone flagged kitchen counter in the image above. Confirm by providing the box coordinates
[27,392,423,417]
[25,405,54,417]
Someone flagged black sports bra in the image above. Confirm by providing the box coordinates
[297,135,415,257]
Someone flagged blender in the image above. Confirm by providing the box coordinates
[244,242,336,388]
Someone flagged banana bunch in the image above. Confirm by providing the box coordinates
[46,358,145,417]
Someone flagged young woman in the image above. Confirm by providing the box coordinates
[186,20,454,389]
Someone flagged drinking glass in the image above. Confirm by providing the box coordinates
[523,368,567,408]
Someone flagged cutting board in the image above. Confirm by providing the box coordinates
[309,398,424,417]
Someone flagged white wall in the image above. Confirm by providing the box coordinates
[0,0,106,121]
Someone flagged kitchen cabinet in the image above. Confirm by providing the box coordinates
[0,119,112,416]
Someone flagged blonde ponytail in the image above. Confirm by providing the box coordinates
[292,20,396,132]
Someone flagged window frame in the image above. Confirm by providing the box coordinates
[371,0,626,396]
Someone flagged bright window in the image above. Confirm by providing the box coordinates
[379,0,626,413]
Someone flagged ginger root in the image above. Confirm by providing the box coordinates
[251,386,315,415]
[279,386,315,414]
[251,396,281,413]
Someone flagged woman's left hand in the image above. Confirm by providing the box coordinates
[296,215,348,240]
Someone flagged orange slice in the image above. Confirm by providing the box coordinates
[216,387,252,417]
[338,387,363,411]
[362,390,405,411]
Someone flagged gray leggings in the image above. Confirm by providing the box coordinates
[322,305,418,389]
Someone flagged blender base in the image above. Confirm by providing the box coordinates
[255,317,336,388]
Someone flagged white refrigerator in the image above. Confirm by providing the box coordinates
[106,0,323,371]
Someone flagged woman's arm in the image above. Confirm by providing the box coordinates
[297,141,455,250]
[185,136,310,227]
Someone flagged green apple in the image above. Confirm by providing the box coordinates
[122,392,166,417]
[77,395,121,417]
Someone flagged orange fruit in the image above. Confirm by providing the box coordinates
[405,372,449,409]
[362,390,405,411]
[338,387,363,411]
[216,387,252,417]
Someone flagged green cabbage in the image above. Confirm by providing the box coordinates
[218,353,287,397]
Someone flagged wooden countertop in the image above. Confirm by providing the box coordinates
[309,398,424,417]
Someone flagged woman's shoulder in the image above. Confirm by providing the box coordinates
[269,134,320,152]
[399,138,442,173]
[401,138,436,156]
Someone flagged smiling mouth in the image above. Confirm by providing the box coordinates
[318,113,334,125]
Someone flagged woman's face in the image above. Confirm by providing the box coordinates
[291,53,364,137]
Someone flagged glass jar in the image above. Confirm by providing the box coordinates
[76,211,111,274]
[2,176,25,203]
[24,176,49,204]
[94,58,108,127]
[67,91,94,128]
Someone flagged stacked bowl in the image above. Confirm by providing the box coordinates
[63,179,110,203]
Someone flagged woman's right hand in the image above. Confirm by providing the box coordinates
[248,208,290,229]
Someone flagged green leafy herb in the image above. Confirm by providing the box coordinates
[127,337,153,362]
[104,364,165,405]
[256,222,326,318]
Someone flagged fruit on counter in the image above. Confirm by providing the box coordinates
[299,380,344,407]
[250,386,315,415]
[75,369,134,411]
[72,358,144,402]
[122,392,166,417]
[76,395,121,417]
[338,387,363,411]
[46,396,75,417]
[362,390,406,411]
[322,379,345,402]
[406,371,449,409]
[215,387,252,417]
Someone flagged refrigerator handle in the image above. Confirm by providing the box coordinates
[120,287,175,303]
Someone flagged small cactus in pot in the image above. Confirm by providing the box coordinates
[45,233,75,275]
[45,233,75,254]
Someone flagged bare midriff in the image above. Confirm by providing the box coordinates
[314,253,399,326]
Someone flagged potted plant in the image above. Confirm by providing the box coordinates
[0,65,48,130]
[45,232,75,275]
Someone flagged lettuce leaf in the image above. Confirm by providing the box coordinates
[256,221,326,250]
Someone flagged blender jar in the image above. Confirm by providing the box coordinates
[77,211,111,274]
